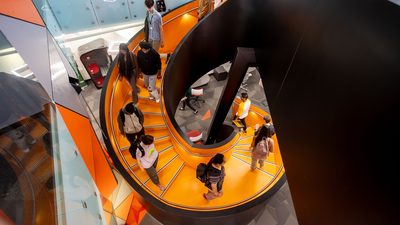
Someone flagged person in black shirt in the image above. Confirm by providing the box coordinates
[204,153,226,200]
[137,41,162,102]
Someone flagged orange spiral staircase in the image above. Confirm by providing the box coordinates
[100,1,286,224]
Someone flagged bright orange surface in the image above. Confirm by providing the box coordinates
[115,193,135,220]
[0,0,44,26]
[57,104,117,198]
[102,1,285,211]
[57,104,96,178]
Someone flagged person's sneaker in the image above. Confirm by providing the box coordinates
[22,148,30,153]
[194,110,198,114]
[149,96,156,101]
[155,98,160,103]
[179,107,185,111]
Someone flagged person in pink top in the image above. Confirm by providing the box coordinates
[136,135,165,191]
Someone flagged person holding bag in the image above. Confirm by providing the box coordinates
[118,102,145,157]
[203,153,226,200]
[136,135,165,191]
[250,127,274,171]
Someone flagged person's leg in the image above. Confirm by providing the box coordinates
[151,40,161,52]
[258,159,265,168]
[148,75,157,92]
[130,75,139,104]
[185,98,198,113]
[148,75,159,101]
[125,133,136,144]
[251,156,257,170]
[145,166,160,185]
[240,118,247,132]
[204,189,218,200]
[179,99,186,110]
[143,74,150,88]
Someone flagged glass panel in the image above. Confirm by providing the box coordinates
[46,0,99,33]
[0,100,55,225]
[127,0,147,23]
[91,0,132,27]
[0,30,104,225]
[165,0,193,12]
[31,0,63,38]
[52,109,105,225]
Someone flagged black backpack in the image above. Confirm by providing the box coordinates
[129,142,145,159]
[196,163,208,183]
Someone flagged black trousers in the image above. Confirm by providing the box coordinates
[126,128,145,145]
[181,98,196,112]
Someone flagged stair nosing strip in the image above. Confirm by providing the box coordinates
[160,162,185,198]
[143,154,179,184]
[142,112,162,115]
[239,135,254,141]
[234,148,251,152]
[231,155,275,177]
[144,124,166,128]
[233,152,277,166]
[235,143,251,147]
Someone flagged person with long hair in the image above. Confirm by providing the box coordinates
[118,43,140,104]
[203,153,226,200]
[251,125,274,170]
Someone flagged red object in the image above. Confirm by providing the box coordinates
[87,63,103,89]
[187,130,203,142]
[88,63,100,74]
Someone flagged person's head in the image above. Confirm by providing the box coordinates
[139,41,151,53]
[119,43,129,55]
[208,153,225,167]
[124,102,135,114]
[241,92,248,101]
[264,115,271,123]
[145,0,154,11]
[141,135,154,145]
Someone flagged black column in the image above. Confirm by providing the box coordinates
[205,47,256,144]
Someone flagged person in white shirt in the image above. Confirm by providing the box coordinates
[233,92,251,133]
[136,135,165,191]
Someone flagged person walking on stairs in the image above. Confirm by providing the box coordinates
[250,126,274,171]
[136,135,166,191]
[203,153,226,200]
[144,0,165,52]
[117,43,140,104]
[118,102,145,154]
[137,41,162,103]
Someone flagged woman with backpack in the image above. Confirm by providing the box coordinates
[203,153,226,200]
[136,135,165,191]
[251,127,274,170]
[118,102,145,151]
